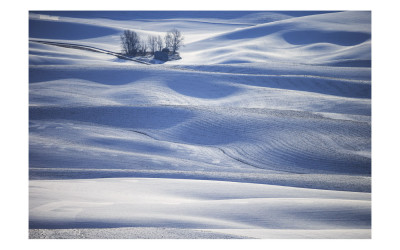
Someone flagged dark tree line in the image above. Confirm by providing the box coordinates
[120,29,184,57]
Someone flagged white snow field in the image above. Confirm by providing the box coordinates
[29,11,371,239]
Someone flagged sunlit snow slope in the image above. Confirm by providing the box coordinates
[29,11,371,239]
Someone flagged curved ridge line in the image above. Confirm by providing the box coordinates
[128,129,298,173]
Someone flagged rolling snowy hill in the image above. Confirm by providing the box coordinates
[29,11,371,239]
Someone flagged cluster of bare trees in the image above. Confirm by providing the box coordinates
[120,29,183,57]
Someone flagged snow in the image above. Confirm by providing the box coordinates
[30,178,370,239]
[29,10,371,239]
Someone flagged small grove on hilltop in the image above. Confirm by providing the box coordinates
[120,29,184,60]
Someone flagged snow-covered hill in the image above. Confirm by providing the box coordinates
[29,11,371,239]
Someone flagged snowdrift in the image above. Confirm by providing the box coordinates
[30,178,370,239]
[179,11,371,65]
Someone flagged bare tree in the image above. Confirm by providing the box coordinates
[156,35,164,52]
[120,30,141,56]
[168,29,184,54]
[139,39,148,55]
[164,32,173,51]
[147,35,157,55]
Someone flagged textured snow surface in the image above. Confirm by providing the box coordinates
[29,227,249,239]
[29,11,371,239]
